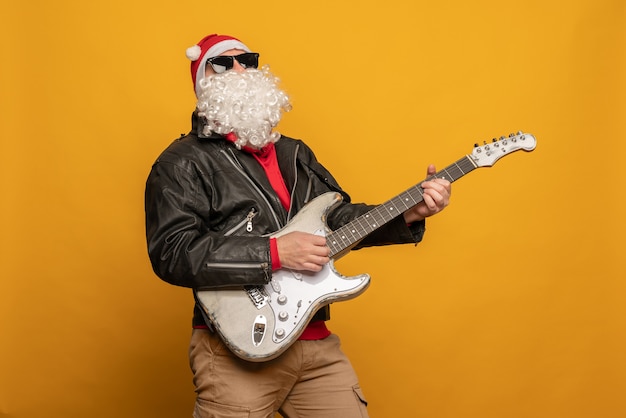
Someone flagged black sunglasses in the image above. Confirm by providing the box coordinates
[207,52,260,74]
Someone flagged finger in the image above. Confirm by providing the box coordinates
[303,262,324,272]
[307,234,328,247]
[426,164,436,177]
[433,178,452,192]
[314,255,330,265]
[422,193,437,211]
[303,255,329,271]
[423,179,451,197]
[309,246,330,257]
[424,189,447,209]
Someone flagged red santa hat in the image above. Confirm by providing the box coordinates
[186,34,251,96]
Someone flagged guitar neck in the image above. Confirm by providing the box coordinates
[327,154,477,258]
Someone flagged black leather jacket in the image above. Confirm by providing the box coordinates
[145,113,425,325]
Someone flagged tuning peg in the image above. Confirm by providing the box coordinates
[492,138,498,142]
[474,143,479,148]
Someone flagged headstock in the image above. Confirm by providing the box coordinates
[471,131,537,167]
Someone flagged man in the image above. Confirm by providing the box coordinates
[145,34,451,418]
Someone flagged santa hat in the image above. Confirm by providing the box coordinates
[186,34,251,96]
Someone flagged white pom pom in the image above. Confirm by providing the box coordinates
[186,45,202,61]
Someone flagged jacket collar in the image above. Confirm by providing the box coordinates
[191,111,276,155]
[191,111,220,140]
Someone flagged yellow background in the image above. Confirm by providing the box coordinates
[1,0,625,417]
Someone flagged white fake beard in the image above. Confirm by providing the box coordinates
[196,65,292,150]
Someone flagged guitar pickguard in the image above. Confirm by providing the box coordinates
[265,258,369,344]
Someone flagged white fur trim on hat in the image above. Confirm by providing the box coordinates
[204,39,250,60]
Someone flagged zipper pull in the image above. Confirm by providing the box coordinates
[246,208,257,232]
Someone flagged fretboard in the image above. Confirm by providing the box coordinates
[326,155,478,258]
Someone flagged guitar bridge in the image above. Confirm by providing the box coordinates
[244,285,269,309]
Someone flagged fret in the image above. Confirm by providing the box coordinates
[440,167,454,181]
[395,191,418,209]
[327,233,342,255]
[389,197,410,212]
[335,224,359,245]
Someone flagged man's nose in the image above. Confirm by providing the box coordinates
[232,59,246,73]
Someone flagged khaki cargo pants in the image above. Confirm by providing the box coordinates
[189,328,369,418]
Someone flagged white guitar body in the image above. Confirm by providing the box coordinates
[195,192,370,362]
[195,131,537,362]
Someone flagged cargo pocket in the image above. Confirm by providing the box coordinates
[194,397,250,418]
[352,385,369,416]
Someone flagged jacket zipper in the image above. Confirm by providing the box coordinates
[223,208,257,236]
[204,261,271,282]
[245,209,256,232]
[286,144,300,221]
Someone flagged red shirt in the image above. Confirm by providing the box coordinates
[225,135,331,341]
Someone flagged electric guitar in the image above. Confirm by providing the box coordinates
[195,131,537,361]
